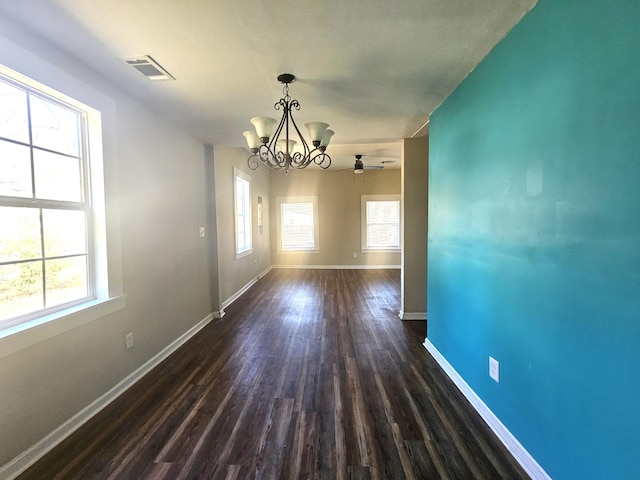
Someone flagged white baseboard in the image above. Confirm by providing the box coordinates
[220,266,273,311]
[271,264,401,270]
[0,313,215,480]
[398,311,427,320]
[423,339,551,480]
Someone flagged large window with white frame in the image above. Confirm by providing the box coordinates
[234,167,252,258]
[361,194,401,252]
[0,71,95,328]
[276,196,319,252]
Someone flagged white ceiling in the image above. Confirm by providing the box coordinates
[0,0,536,169]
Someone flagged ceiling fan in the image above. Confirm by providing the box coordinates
[354,154,384,174]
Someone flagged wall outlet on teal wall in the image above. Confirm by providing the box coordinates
[489,356,499,383]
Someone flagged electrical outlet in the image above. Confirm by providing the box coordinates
[353,252,357,258]
[199,226,206,237]
[125,333,134,350]
[489,356,500,382]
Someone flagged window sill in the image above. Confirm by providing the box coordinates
[0,294,127,359]
[276,249,320,255]
[235,249,253,259]
[361,248,401,253]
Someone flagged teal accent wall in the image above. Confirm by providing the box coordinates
[428,1,640,478]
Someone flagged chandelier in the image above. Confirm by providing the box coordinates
[243,73,333,174]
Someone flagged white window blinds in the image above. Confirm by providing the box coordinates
[281,201,315,250]
[363,197,400,250]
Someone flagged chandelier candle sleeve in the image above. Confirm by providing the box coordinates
[244,73,333,174]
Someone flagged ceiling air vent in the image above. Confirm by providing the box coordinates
[125,55,175,81]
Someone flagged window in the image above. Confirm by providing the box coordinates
[276,196,319,252]
[0,72,93,328]
[361,195,401,251]
[234,168,252,257]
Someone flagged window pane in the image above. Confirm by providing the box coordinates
[0,261,44,321]
[29,95,80,157]
[235,180,242,208]
[0,79,29,143]
[283,225,314,249]
[235,175,251,253]
[45,256,88,308]
[365,200,400,249]
[242,185,251,248]
[237,222,246,250]
[0,140,32,198]
[368,224,399,248]
[43,209,87,257]
[33,149,82,201]
[282,202,314,250]
[367,201,399,224]
[0,206,42,262]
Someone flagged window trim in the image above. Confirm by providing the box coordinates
[361,194,401,253]
[233,167,252,258]
[276,196,320,253]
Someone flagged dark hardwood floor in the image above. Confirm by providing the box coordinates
[19,269,529,479]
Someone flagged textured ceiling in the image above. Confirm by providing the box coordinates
[0,0,537,169]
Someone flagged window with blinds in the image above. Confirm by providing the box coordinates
[361,195,401,251]
[276,196,319,252]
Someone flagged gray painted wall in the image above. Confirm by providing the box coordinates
[213,147,271,307]
[401,137,429,316]
[270,168,401,267]
[0,17,213,466]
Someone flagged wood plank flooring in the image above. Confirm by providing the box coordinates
[18,269,529,479]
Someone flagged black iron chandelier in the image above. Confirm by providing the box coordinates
[243,73,333,174]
